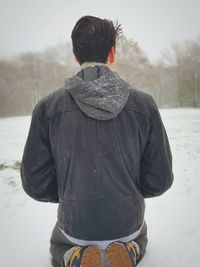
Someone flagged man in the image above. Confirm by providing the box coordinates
[20,15,174,267]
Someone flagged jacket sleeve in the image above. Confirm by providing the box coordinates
[20,101,59,203]
[140,96,174,198]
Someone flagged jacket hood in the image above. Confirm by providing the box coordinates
[64,64,131,120]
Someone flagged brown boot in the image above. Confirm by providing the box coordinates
[68,245,102,267]
[106,241,138,267]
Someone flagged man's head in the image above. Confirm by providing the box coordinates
[71,15,122,66]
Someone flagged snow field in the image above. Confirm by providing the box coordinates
[0,108,200,267]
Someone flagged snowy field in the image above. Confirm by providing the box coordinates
[0,108,200,267]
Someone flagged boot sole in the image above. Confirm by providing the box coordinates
[107,243,133,267]
[80,246,102,267]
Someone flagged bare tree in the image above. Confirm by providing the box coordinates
[159,38,200,107]
[1,36,199,117]
[115,35,159,102]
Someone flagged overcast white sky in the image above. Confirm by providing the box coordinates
[0,0,199,63]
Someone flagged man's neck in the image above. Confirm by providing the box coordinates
[80,61,113,70]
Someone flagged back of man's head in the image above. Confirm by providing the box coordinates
[71,15,122,65]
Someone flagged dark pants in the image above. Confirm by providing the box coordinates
[50,221,148,267]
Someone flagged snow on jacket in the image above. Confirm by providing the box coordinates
[20,64,174,240]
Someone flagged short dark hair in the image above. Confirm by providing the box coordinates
[71,15,122,65]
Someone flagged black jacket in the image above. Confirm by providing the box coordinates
[20,64,174,240]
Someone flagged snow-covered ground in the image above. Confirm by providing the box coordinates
[0,108,200,267]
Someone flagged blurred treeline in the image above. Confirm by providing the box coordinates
[0,35,200,117]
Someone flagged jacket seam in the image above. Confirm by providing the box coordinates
[124,107,150,116]
[63,193,140,201]
[47,106,150,120]
[47,107,80,119]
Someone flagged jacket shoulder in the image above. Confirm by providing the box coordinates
[33,87,77,118]
[125,88,154,115]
